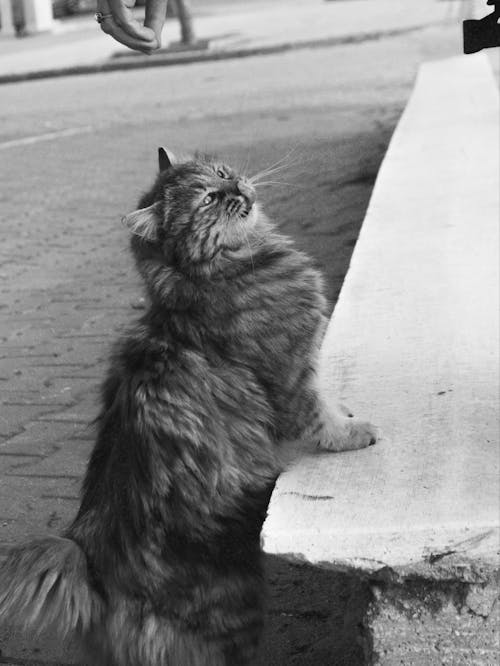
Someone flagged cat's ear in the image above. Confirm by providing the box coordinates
[158,147,176,172]
[122,201,162,242]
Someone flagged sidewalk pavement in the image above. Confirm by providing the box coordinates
[0,0,468,83]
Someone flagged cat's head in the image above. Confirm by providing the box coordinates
[123,148,261,272]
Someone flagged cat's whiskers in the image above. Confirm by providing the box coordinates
[243,152,252,179]
[240,220,255,278]
[250,164,290,185]
[252,180,304,188]
[249,148,300,185]
[250,166,302,187]
[238,152,252,180]
[259,147,298,173]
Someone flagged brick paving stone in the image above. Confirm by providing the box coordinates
[0,406,61,439]
[48,368,104,380]
[0,476,79,545]
[1,395,76,408]
[0,421,88,456]
[37,377,97,399]
[37,404,98,425]
[0,440,92,478]
[0,623,83,665]
[1,365,99,394]
[2,383,81,404]
[1,374,94,408]
[1,387,73,402]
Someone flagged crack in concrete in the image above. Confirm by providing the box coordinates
[280,491,335,501]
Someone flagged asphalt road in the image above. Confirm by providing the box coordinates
[0,25,460,666]
[0,24,460,304]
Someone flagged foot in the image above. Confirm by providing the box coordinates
[317,409,379,452]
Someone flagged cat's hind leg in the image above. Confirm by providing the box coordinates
[102,611,225,666]
[101,602,259,666]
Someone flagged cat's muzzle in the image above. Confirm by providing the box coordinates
[235,180,256,207]
[226,179,256,219]
[227,196,253,219]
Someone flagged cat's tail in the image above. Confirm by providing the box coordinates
[0,536,103,637]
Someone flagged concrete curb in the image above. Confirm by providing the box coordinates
[262,50,499,665]
[0,23,432,86]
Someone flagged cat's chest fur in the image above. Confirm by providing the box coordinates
[174,243,326,369]
[136,246,326,439]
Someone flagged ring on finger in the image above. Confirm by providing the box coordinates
[95,12,113,24]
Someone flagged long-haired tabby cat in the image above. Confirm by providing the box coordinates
[0,148,377,665]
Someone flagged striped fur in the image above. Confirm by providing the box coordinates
[0,152,376,664]
[0,537,102,637]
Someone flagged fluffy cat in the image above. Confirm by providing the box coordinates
[0,148,377,665]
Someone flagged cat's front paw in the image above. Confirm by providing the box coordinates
[318,416,379,452]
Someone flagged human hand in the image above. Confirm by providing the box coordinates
[96,0,169,54]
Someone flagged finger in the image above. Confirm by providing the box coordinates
[96,0,109,12]
[144,0,168,44]
[97,0,160,52]
[106,0,156,42]
[100,17,159,53]
[97,0,158,51]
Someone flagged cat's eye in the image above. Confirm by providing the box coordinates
[216,168,227,179]
[202,193,216,206]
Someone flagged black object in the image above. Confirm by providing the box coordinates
[463,0,500,54]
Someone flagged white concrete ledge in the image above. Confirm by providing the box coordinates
[263,53,499,575]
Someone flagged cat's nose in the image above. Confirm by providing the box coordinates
[235,179,256,207]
